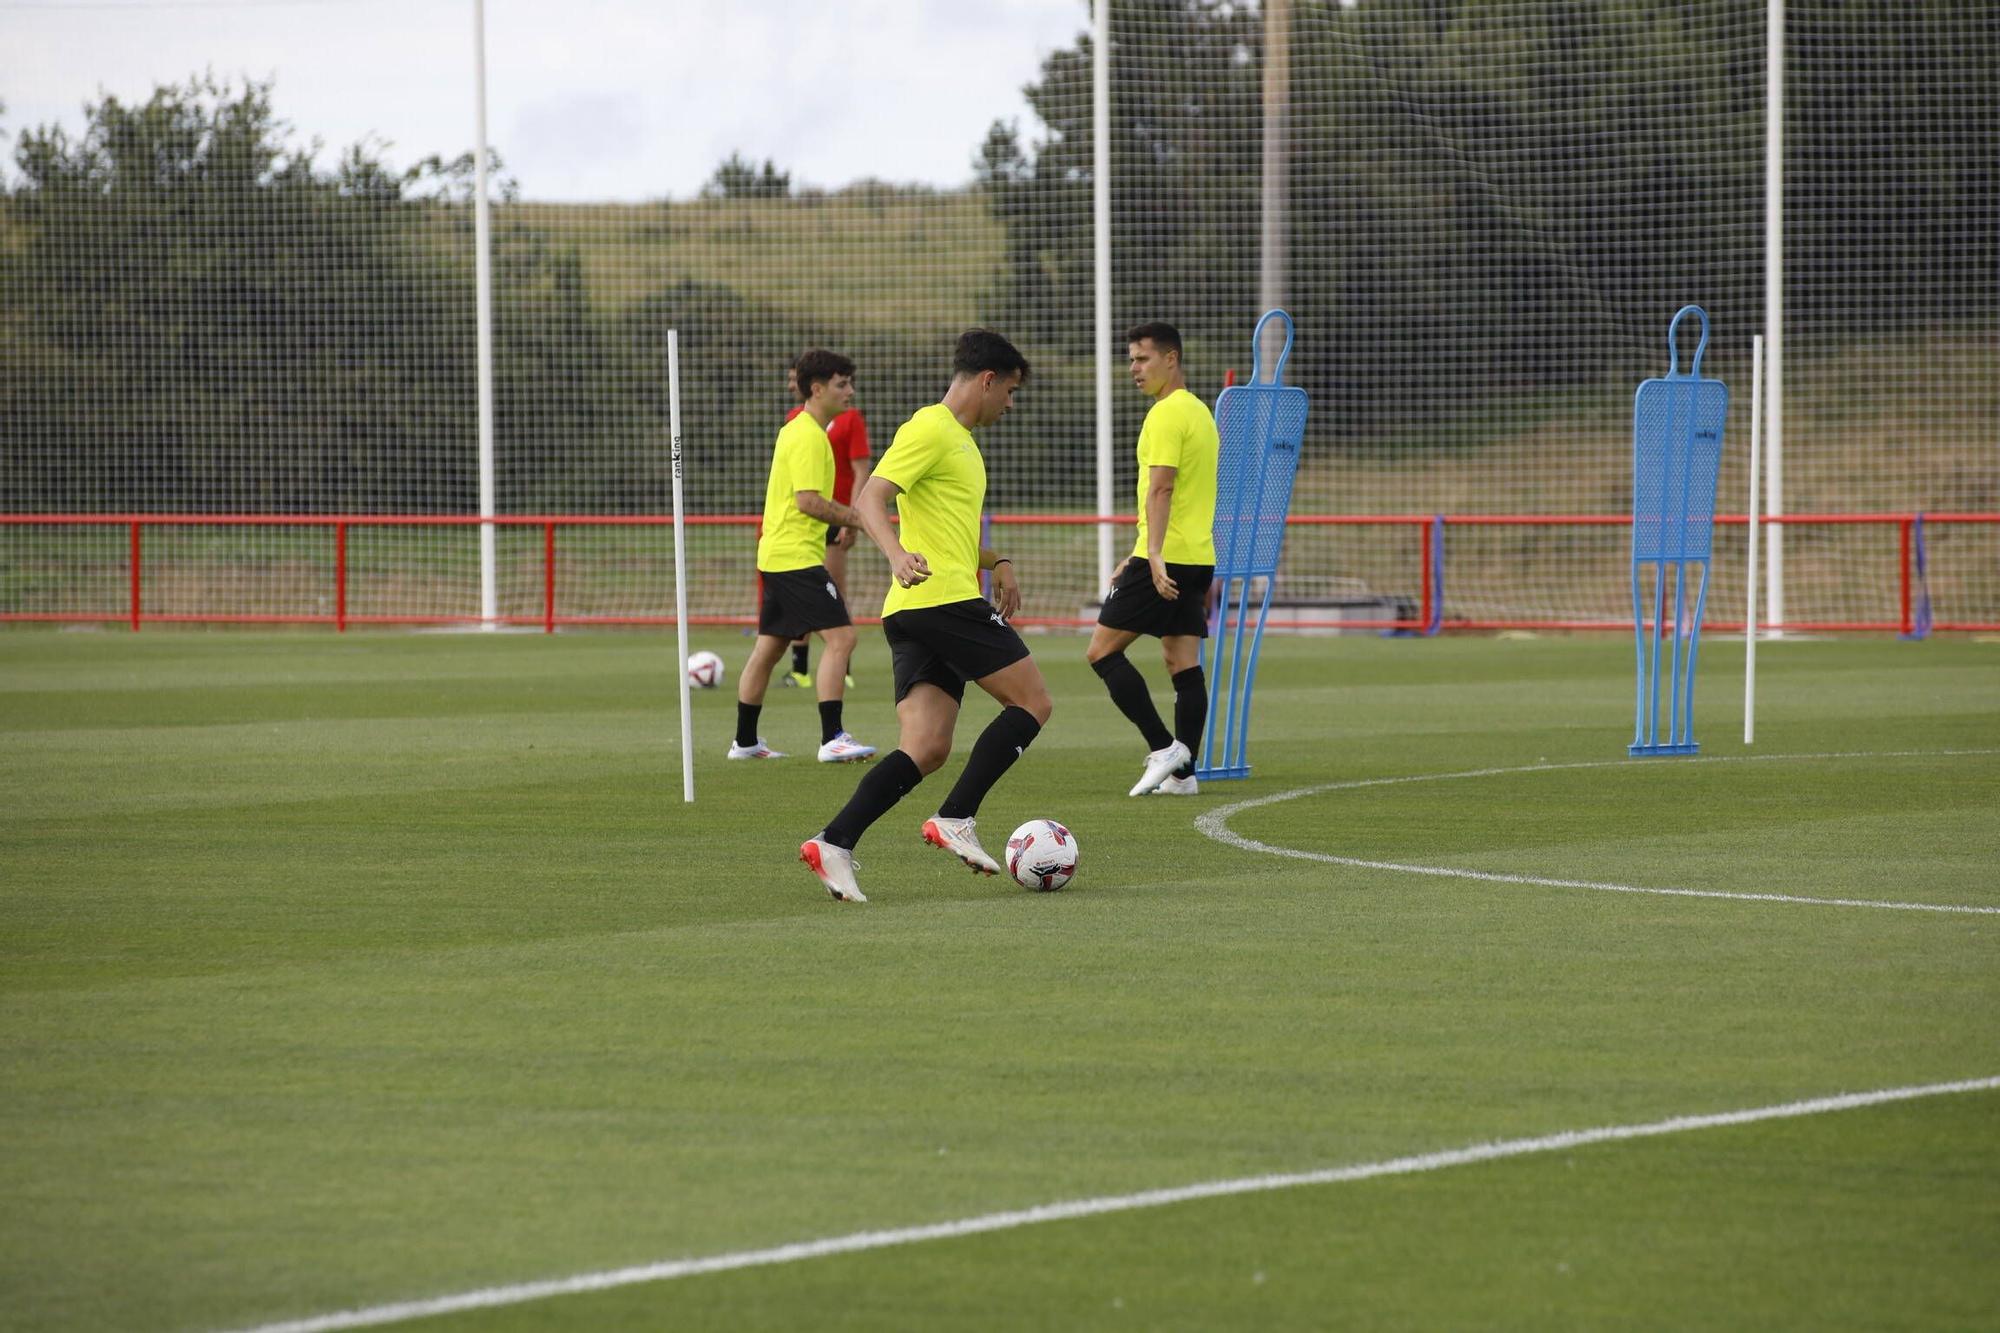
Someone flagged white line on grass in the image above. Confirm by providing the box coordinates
[1195,749,2000,916]
[219,1075,2000,1333]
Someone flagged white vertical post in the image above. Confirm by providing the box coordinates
[1745,335,1763,745]
[668,331,694,804]
[1260,0,1292,367]
[1092,0,1114,591]
[1763,0,1784,638]
[472,0,497,628]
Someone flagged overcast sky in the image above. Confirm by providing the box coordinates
[0,0,1090,200]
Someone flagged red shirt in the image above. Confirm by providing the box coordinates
[785,406,871,504]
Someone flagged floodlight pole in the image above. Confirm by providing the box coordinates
[1092,0,1114,591]
[1260,0,1292,370]
[1763,0,1784,638]
[473,0,497,628]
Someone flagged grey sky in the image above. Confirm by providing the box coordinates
[1,0,1090,201]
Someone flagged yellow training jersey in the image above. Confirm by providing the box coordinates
[873,403,987,616]
[1131,387,1219,565]
[756,411,835,573]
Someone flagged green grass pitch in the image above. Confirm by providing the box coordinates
[2,629,1996,1331]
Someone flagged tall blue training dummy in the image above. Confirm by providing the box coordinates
[1631,305,1728,756]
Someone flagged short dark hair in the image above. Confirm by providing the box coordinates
[1124,322,1183,360]
[793,348,855,397]
[952,329,1030,382]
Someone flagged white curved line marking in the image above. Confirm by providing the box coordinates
[1196,749,2000,916]
[220,1075,2000,1333]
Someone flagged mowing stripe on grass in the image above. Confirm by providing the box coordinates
[1196,750,2000,916]
[220,1075,2000,1333]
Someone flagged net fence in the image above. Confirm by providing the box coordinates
[2,0,1994,631]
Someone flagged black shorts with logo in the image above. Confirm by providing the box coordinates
[759,566,852,640]
[1097,557,1215,638]
[884,598,1031,704]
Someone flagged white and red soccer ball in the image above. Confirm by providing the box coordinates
[686,650,724,689]
[1007,818,1078,892]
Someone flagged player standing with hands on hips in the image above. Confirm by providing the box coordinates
[1087,322,1220,796]
[800,331,1053,903]
[729,349,877,764]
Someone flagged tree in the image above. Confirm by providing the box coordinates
[975,0,1998,441]
[701,151,791,200]
[0,75,592,512]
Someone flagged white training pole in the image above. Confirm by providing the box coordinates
[668,331,694,804]
[1763,0,1784,639]
[1091,0,1114,592]
[1745,335,1763,745]
[472,0,497,629]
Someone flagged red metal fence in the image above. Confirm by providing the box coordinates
[2,512,1995,634]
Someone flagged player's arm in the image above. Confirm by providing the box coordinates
[855,475,929,588]
[831,460,872,549]
[1144,464,1180,600]
[793,489,864,532]
[979,546,1021,620]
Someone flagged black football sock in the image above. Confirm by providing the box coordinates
[819,700,844,745]
[1091,651,1173,752]
[735,702,762,750]
[791,641,810,675]
[821,749,923,849]
[1172,665,1207,777]
[936,706,1042,819]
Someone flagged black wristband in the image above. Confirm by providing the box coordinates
[991,558,1012,568]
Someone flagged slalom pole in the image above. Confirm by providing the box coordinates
[1744,335,1763,746]
[668,330,695,803]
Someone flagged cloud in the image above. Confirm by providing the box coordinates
[0,0,1089,202]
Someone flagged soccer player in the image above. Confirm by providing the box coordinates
[780,361,872,689]
[799,330,1051,903]
[1086,321,1219,797]
[730,349,877,764]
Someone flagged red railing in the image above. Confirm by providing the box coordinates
[3,511,1996,633]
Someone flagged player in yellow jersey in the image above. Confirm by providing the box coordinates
[1085,322,1220,797]
[729,349,877,764]
[799,331,1052,903]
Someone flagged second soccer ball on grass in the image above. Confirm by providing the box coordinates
[686,651,724,689]
[1006,819,1078,892]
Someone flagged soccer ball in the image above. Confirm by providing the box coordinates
[686,650,724,689]
[1006,819,1078,892]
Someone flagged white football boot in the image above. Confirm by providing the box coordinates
[1150,773,1200,796]
[799,837,867,903]
[726,739,787,760]
[921,815,1000,876]
[816,731,877,763]
[1128,739,1191,796]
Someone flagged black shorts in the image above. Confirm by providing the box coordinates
[883,599,1031,704]
[758,566,852,640]
[1097,558,1214,638]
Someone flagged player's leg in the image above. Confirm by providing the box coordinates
[822,540,855,686]
[1151,562,1214,791]
[787,550,825,689]
[1085,621,1174,754]
[801,618,957,900]
[919,653,1049,875]
[812,623,875,762]
[1151,632,1204,793]
[730,633,792,758]
[803,683,957,900]
[1090,556,1186,793]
